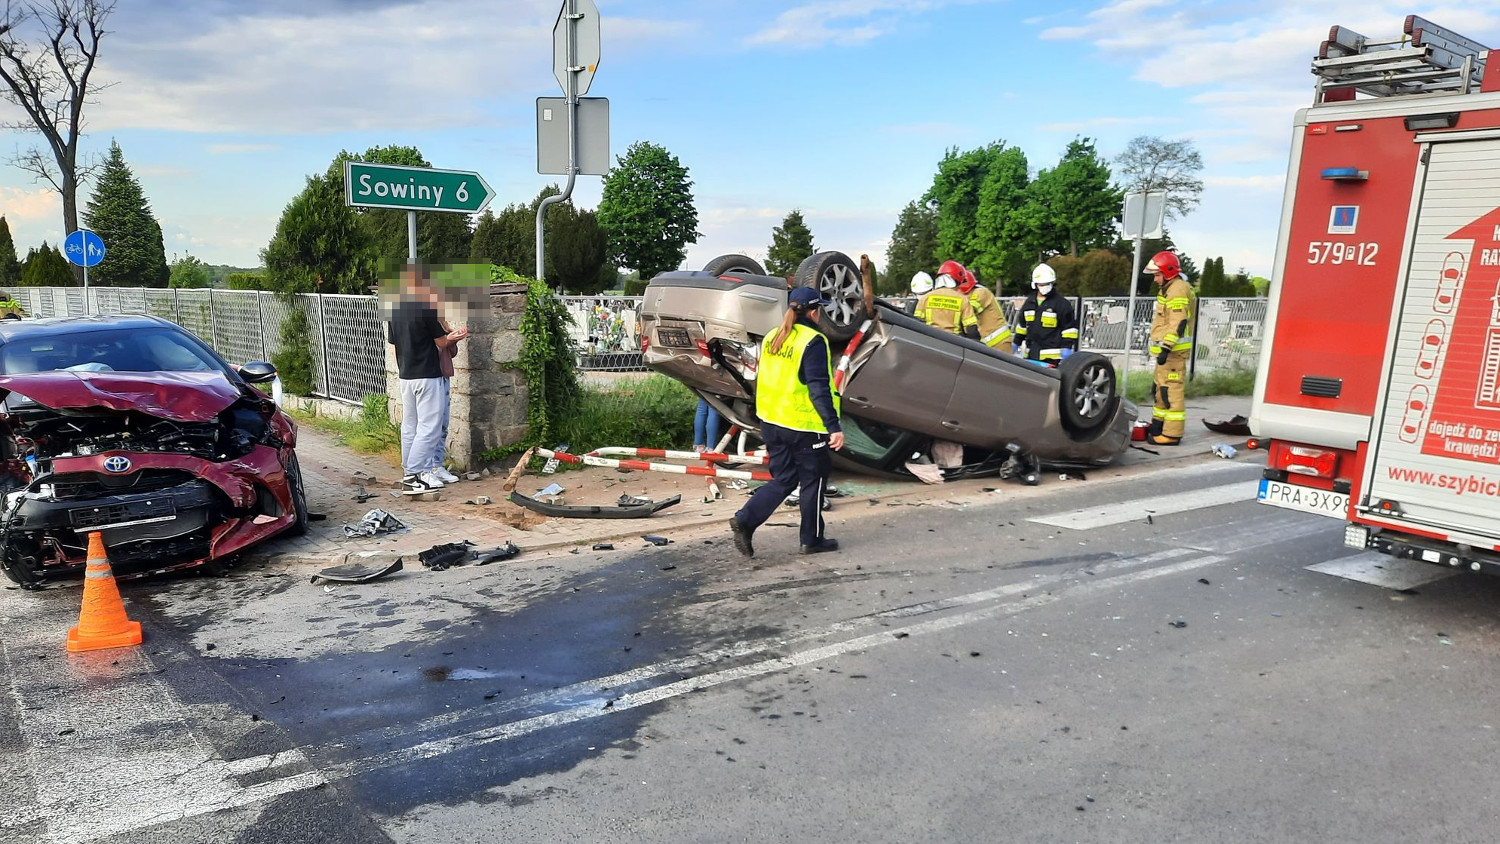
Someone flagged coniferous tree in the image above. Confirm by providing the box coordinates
[0,216,20,286]
[765,209,815,277]
[885,201,939,296]
[83,140,170,287]
[20,242,73,286]
[262,173,375,295]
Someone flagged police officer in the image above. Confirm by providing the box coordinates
[915,260,980,340]
[956,266,1013,352]
[1145,251,1196,445]
[730,287,844,557]
[1015,264,1078,364]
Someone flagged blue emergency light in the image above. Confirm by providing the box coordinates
[1321,167,1369,181]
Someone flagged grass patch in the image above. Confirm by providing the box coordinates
[551,375,698,455]
[1123,364,1257,404]
[290,394,401,461]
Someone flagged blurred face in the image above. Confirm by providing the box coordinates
[1150,270,1165,286]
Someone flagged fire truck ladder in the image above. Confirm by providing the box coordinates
[1312,15,1490,103]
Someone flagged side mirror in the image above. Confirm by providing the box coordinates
[240,360,277,384]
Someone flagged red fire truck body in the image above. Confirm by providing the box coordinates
[1252,18,1500,573]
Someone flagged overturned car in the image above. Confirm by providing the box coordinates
[640,252,1137,482]
[0,315,307,587]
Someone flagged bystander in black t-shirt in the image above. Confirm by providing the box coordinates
[388,298,446,380]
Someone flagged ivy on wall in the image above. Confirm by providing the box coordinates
[489,265,580,455]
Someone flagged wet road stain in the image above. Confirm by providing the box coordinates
[139,546,782,814]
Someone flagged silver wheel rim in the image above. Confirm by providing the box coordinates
[1073,363,1113,419]
[818,262,863,326]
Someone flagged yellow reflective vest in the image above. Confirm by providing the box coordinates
[757,324,840,434]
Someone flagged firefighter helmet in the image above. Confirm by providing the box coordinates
[936,259,968,290]
[1031,264,1057,289]
[910,271,934,295]
[1144,251,1181,279]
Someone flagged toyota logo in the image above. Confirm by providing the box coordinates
[103,456,131,474]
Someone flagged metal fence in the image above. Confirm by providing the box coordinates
[10,287,387,405]
[565,294,1269,373]
[5,286,1269,394]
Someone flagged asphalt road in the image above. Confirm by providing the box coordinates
[4,454,1500,843]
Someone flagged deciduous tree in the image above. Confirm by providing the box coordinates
[1034,138,1121,259]
[0,0,114,281]
[598,141,700,281]
[83,140,168,287]
[1115,136,1204,221]
[168,252,212,289]
[765,209,814,277]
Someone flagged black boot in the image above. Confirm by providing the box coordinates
[729,517,755,558]
[800,538,840,555]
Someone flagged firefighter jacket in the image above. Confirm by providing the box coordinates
[1015,290,1078,361]
[967,285,1012,351]
[1149,276,1196,358]
[914,289,978,335]
[757,323,841,434]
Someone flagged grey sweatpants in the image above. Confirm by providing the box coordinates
[399,377,446,476]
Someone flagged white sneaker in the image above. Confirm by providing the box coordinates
[432,466,461,484]
[417,471,446,489]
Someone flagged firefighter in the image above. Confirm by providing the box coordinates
[1014,264,1078,364]
[914,260,980,340]
[1145,251,1196,445]
[956,266,1013,353]
[729,286,843,557]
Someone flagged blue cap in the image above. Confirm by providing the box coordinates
[788,287,830,308]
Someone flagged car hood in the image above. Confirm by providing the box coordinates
[0,371,242,422]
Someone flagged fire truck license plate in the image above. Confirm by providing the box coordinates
[1257,479,1347,519]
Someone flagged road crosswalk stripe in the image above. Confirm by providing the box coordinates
[1027,481,1255,530]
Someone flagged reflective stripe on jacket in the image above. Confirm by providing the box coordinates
[1149,276,1197,355]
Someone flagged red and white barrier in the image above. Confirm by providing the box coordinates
[538,448,772,481]
[588,446,769,465]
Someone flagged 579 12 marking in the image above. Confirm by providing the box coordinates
[1307,241,1378,265]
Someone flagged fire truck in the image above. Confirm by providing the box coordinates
[1251,16,1500,574]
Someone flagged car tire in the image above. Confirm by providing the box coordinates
[703,254,767,276]
[0,548,42,589]
[793,251,871,345]
[1057,352,1118,436]
[284,451,310,537]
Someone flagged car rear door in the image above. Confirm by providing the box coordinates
[839,322,961,435]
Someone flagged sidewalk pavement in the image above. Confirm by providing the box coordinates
[247,393,1255,572]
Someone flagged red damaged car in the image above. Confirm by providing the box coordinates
[0,315,307,588]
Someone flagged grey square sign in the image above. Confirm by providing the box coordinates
[537,97,610,176]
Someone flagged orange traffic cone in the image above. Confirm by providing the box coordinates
[66,532,143,653]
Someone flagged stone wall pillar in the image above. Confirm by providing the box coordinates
[386,282,531,471]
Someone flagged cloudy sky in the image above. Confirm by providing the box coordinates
[2,0,1499,278]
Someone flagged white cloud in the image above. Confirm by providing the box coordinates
[745,0,944,47]
[88,2,692,134]
[0,186,58,222]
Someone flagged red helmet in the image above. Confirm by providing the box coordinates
[1144,251,1181,279]
[937,260,974,292]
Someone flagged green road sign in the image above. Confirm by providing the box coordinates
[343,161,495,214]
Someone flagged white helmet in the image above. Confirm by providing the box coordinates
[910,271,934,295]
[1031,264,1057,289]
[935,272,958,289]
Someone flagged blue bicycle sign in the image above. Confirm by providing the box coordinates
[63,229,106,268]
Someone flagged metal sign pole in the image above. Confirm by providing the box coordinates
[537,0,581,284]
[1125,234,1145,387]
[408,210,417,266]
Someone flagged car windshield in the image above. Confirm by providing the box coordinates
[0,327,227,376]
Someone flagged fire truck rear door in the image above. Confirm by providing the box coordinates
[1361,134,1500,543]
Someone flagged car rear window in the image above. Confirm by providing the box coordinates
[0,327,226,375]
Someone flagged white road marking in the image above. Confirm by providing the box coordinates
[1028,481,1255,530]
[1306,553,1459,590]
[314,552,1227,780]
[1173,509,1340,553]
[0,607,326,844]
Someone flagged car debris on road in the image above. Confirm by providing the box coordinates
[509,491,683,519]
[310,557,404,585]
[342,509,408,538]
